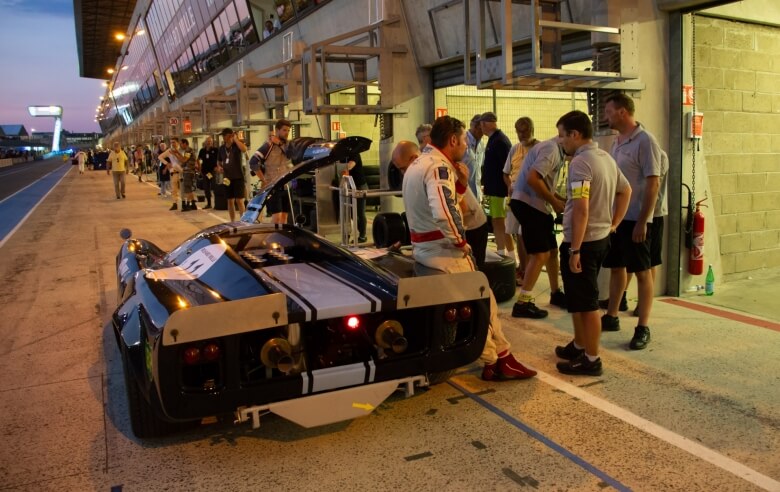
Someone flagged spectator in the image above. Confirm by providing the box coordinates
[463,114,485,202]
[198,136,218,209]
[180,139,199,211]
[217,128,249,222]
[263,20,275,39]
[249,119,292,224]
[480,112,515,263]
[107,142,129,199]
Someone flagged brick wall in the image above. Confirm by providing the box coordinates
[696,15,780,279]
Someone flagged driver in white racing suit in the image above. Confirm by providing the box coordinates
[402,116,536,381]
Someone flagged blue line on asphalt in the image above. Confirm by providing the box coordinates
[0,164,72,248]
[447,380,632,492]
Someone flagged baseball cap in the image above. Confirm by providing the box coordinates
[220,128,234,136]
[480,112,497,123]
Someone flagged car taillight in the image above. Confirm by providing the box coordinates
[459,304,473,320]
[345,315,360,330]
[444,306,458,322]
[183,346,200,365]
[202,343,220,361]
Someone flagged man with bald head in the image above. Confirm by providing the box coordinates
[391,140,419,174]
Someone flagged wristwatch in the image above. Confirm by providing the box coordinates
[569,248,580,255]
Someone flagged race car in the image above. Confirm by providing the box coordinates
[113,136,491,438]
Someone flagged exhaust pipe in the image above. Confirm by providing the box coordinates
[260,338,294,373]
[375,320,408,354]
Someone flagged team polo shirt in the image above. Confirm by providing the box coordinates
[563,142,629,244]
[610,123,662,223]
[511,137,564,214]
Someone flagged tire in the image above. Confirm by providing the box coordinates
[480,251,516,303]
[122,349,193,438]
[427,322,457,385]
[372,212,407,247]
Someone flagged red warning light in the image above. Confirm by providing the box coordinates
[346,316,360,330]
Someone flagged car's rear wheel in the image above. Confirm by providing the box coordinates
[122,349,194,438]
[427,322,457,385]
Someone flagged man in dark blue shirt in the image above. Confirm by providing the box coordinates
[480,112,513,258]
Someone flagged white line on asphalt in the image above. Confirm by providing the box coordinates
[534,370,780,491]
[0,166,72,250]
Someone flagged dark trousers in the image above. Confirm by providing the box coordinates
[203,175,215,205]
[466,221,490,270]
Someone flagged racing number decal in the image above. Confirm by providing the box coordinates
[145,243,227,281]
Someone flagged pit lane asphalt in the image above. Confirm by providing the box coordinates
[0,167,777,491]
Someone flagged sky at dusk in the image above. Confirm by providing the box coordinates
[0,0,104,134]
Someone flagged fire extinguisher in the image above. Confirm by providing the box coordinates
[688,195,708,275]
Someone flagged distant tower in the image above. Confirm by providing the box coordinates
[27,105,63,152]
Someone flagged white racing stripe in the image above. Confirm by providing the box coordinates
[262,263,373,320]
[255,269,313,321]
[534,370,780,491]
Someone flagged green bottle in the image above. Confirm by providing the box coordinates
[705,264,715,296]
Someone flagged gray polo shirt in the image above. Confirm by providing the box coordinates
[563,142,630,244]
[610,123,662,223]
[511,137,564,214]
[654,149,669,217]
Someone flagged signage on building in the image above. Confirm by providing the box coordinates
[169,117,179,126]
[331,121,341,132]
[683,84,694,106]
[435,108,448,118]
[183,120,192,134]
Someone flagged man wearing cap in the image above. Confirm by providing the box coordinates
[402,115,536,381]
[480,112,514,262]
[216,128,248,221]
[249,119,292,224]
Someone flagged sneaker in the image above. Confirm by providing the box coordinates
[555,341,585,360]
[601,314,620,332]
[549,290,567,309]
[357,236,367,243]
[169,203,178,211]
[598,292,628,311]
[512,301,548,319]
[189,202,197,211]
[204,204,212,209]
[557,353,603,376]
[630,326,651,350]
[497,353,537,379]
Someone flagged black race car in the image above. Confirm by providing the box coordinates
[113,137,491,438]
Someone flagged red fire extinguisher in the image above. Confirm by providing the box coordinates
[688,196,708,275]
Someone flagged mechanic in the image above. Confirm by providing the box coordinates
[249,119,292,224]
[402,115,536,381]
[600,94,662,350]
[179,139,199,211]
[198,136,219,209]
[217,128,249,222]
[554,110,631,376]
[508,128,567,319]
[502,117,538,285]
